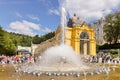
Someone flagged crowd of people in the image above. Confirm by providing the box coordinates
[0,52,120,65]
[0,54,34,65]
[83,52,120,64]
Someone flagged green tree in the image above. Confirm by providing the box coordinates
[32,35,40,44]
[0,26,4,48]
[32,32,55,44]
[104,12,120,44]
[9,32,32,47]
[0,26,16,55]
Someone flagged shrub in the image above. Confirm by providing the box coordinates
[98,43,120,49]
[110,50,118,55]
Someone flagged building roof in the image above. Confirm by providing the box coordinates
[67,14,84,27]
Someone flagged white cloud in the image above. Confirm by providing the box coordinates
[38,0,52,7]
[49,9,60,16]
[27,15,40,21]
[7,20,40,36]
[58,0,120,22]
[42,27,52,33]
[15,12,23,18]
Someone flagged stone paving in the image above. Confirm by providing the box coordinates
[0,64,120,80]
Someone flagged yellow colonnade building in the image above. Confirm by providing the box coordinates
[55,14,96,56]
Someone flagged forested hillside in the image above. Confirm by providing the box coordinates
[9,32,33,47]
[0,26,55,55]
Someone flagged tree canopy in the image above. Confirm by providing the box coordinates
[32,32,55,44]
[0,26,16,55]
[0,26,55,55]
[104,12,120,44]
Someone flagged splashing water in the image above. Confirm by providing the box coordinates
[39,44,89,71]
[19,44,89,72]
[60,7,66,44]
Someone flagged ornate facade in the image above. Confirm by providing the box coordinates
[32,15,96,56]
[90,18,105,45]
[56,15,96,56]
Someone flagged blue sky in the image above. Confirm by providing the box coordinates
[0,0,120,36]
[0,0,60,36]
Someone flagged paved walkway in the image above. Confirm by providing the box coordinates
[0,64,120,80]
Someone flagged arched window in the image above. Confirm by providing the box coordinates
[80,32,89,39]
[80,32,89,55]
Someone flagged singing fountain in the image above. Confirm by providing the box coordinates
[15,7,110,79]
